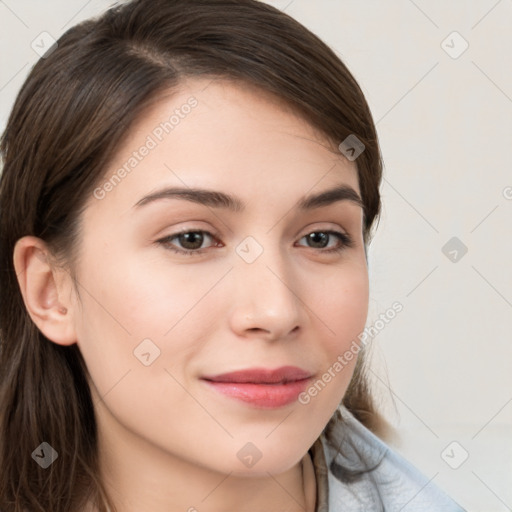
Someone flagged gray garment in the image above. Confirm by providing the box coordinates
[309,405,466,511]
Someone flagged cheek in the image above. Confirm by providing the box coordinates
[72,252,222,388]
[311,260,369,356]
[291,259,369,437]
[303,260,368,393]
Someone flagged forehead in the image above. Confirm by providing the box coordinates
[85,78,360,219]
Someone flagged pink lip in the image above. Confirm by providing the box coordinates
[200,366,313,409]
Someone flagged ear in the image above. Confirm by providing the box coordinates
[13,236,77,346]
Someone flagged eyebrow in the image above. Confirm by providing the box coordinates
[133,184,364,212]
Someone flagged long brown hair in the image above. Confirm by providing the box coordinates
[0,1,386,510]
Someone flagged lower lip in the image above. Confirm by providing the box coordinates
[201,378,311,409]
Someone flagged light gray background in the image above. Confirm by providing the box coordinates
[1,1,511,511]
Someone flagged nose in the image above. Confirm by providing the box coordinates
[228,243,305,342]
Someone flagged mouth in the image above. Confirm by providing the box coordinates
[200,366,313,409]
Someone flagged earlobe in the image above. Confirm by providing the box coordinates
[12,236,77,346]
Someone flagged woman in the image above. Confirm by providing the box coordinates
[0,0,465,510]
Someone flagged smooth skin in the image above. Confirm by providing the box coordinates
[13,78,369,512]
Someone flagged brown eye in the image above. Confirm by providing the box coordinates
[297,230,353,253]
[175,231,206,250]
[156,228,353,257]
[157,229,220,255]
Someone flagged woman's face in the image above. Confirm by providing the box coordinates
[71,78,369,476]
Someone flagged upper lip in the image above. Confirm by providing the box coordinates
[201,366,313,384]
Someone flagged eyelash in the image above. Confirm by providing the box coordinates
[156,228,354,256]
